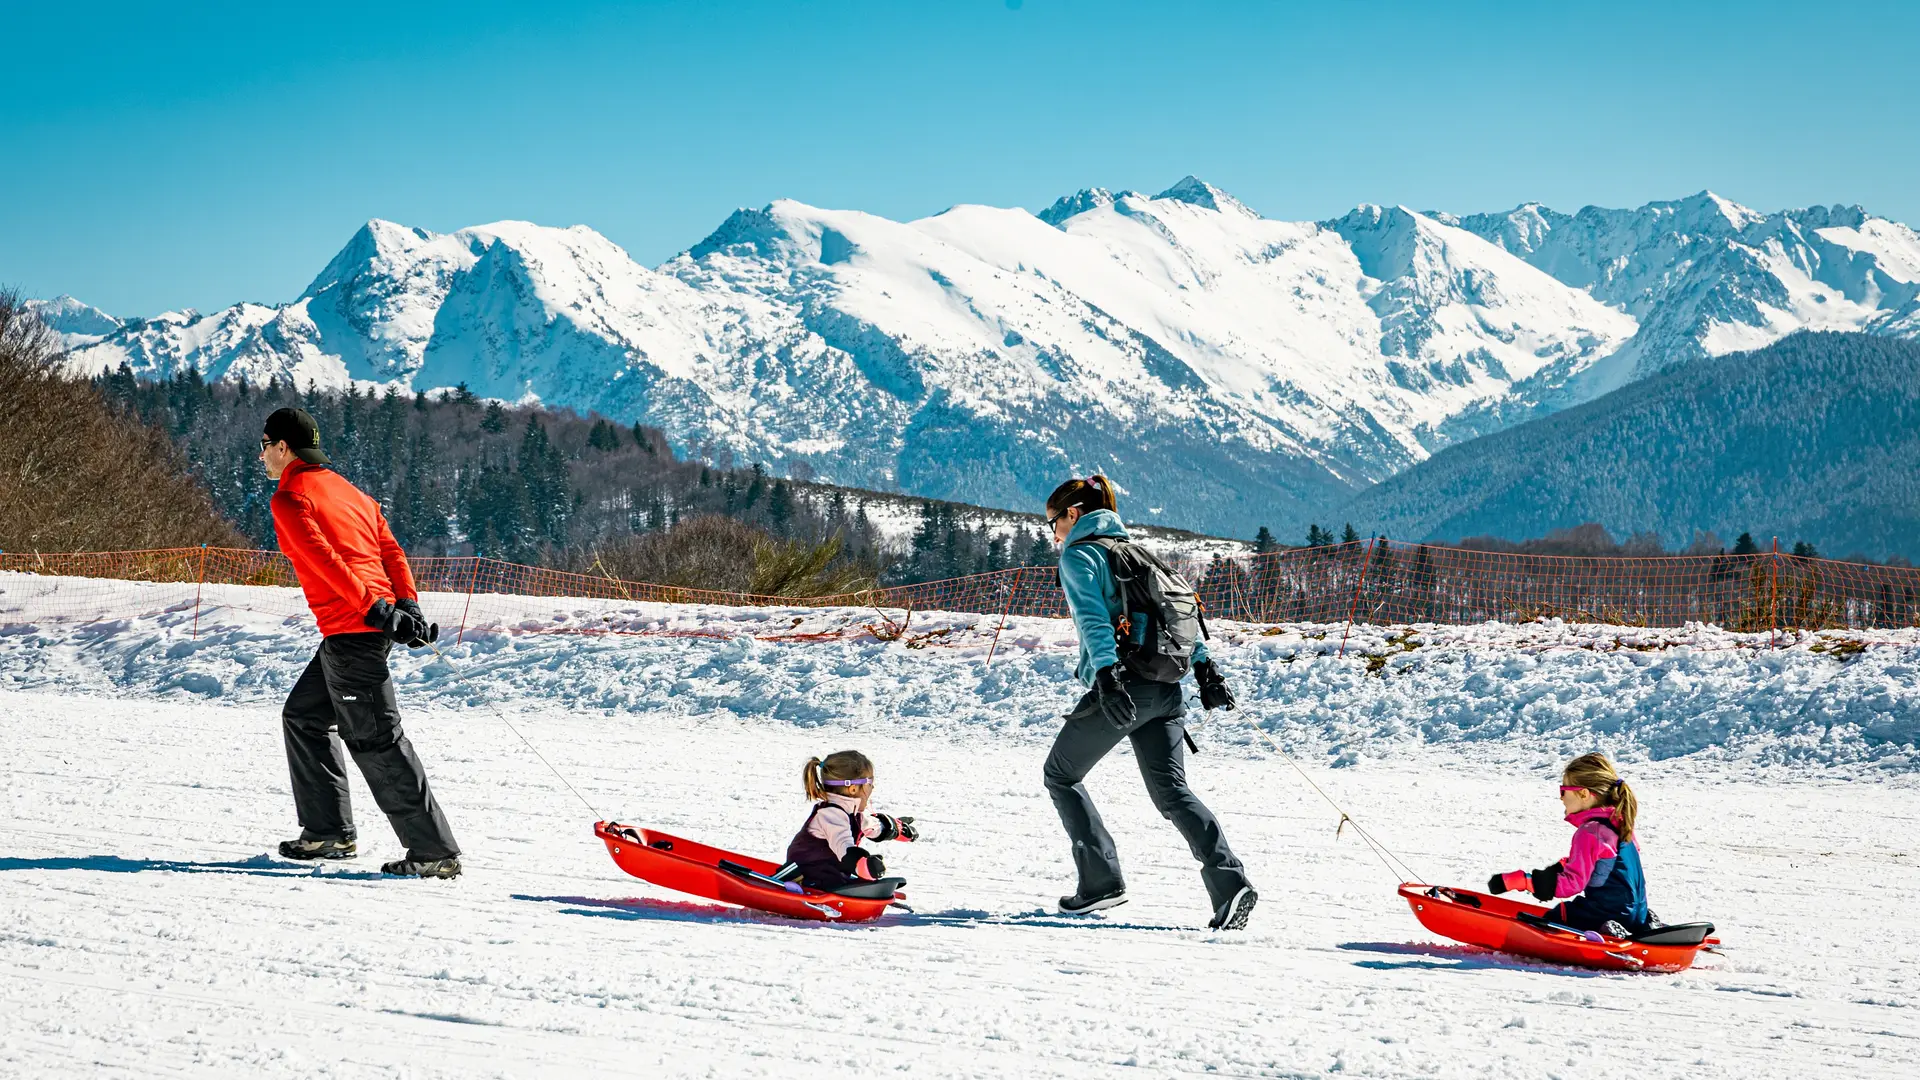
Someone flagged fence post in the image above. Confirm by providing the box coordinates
[456,556,479,645]
[190,543,208,640]
[983,568,1023,669]
[1337,537,1377,659]
[1770,536,1780,649]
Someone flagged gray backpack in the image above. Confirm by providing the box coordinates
[1071,536,1208,683]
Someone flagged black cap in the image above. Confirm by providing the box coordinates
[263,407,330,465]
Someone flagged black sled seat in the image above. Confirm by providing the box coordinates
[1515,912,1716,946]
[826,877,906,899]
[1631,922,1716,946]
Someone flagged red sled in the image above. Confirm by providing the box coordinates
[595,822,904,922]
[1399,883,1718,972]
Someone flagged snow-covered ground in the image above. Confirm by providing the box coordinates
[3,576,1919,1076]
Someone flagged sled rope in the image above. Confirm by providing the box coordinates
[1243,719,1427,885]
[426,640,603,819]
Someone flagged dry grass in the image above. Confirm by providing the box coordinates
[585,515,877,598]
[0,291,244,552]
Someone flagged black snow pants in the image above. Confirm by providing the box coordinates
[1043,676,1250,910]
[282,632,459,860]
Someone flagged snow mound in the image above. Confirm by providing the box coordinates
[3,573,1915,771]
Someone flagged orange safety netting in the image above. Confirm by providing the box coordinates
[2,540,1918,641]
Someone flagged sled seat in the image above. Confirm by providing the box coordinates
[825,876,905,900]
[1631,922,1716,946]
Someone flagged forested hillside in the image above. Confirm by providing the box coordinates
[94,365,1074,588]
[1337,332,1920,561]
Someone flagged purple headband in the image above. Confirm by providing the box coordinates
[823,778,871,787]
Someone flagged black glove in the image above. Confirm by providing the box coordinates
[364,598,433,647]
[1193,659,1236,711]
[395,598,440,648]
[1528,864,1562,902]
[873,814,918,842]
[1092,664,1136,731]
[1487,873,1510,895]
[839,846,885,879]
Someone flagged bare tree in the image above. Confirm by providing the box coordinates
[0,289,243,551]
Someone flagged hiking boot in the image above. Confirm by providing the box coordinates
[278,836,356,860]
[381,856,461,879]
[1058,886,1128,915]
[1209,885,1258,931]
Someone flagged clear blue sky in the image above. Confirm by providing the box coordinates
[5,0,1917,317]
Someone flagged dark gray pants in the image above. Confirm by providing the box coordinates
[1043,678,1250,910]
[283,632,459,860]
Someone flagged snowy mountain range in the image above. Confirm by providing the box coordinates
[1337,332,1920,560]
[48,180,1920,536]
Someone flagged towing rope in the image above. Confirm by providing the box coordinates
[426,640,604,820]
[1240,716,1428,886]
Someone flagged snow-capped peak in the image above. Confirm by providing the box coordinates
[1153,175,1256,217]
[23,295,123,347]
[1686,189,1766,232]
[1037,187,1117,227]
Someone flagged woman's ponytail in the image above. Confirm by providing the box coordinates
[802,756,826,801]
[1046,474,1119,519]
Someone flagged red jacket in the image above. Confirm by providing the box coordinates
[271,461,417,636]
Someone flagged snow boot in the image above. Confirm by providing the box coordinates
[278,836,356,860]
[381,856,461,879]
[1058,886,1128,915]
[1209,885,1258,931]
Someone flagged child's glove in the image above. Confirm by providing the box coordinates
[873,814,918,842]
[840,847,885,880]
[1487,870,1532,894]
[1527,864,1562,901]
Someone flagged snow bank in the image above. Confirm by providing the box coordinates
[3,573,1916,771]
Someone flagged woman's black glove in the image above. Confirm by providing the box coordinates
[873,814,918,842]
[1092,664,1136,731]
[1193,660,1236,711]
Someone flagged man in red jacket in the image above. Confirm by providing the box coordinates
[260,407,461,879]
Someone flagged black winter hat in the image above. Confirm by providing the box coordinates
[262,407,331,465]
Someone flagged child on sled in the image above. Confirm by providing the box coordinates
[785,751,919,891]
[1487,752,1655,936]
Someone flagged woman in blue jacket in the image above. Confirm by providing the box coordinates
[1043,475,1257,930]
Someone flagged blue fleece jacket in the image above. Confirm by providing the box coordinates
[1058,509,1209,687]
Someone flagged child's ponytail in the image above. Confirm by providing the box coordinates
[1563,752,1638,842]
[801,750,874,802]
[1611,778,1639,844]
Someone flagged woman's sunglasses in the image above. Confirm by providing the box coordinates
[1558,785,1586,794]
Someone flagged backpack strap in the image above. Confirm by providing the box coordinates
[1067,536,1135,637]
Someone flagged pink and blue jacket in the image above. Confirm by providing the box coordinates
[1500,807,1649,931]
